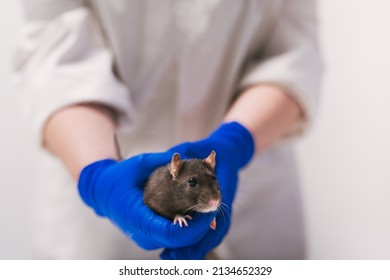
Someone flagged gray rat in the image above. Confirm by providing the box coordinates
[143,151,221,229]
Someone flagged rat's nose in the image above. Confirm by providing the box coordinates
[209,199,220,208]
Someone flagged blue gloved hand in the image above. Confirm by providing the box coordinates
[160,121,255,259]
[78,153,216,250]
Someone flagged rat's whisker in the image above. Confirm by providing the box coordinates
[218,203,231,221]
[220,202,229,209]
[217,206,226,222]
[219,202,230,213]
[184,203,203,214]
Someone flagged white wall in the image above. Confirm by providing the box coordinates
[296,0,390,259]
[1,0,390,259]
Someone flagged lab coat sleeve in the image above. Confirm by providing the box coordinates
[12,1,134,143]
[239,0,323,137]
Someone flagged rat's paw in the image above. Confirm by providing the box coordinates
[173,215,193,227]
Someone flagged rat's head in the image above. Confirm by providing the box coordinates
[170,151,221,213]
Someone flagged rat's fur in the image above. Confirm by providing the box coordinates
[143,152,221,222]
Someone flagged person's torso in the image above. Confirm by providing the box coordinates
[89,0,283,155]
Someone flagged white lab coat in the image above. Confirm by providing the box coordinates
[13,0,321,259]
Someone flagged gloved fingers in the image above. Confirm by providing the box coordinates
[116,152,173,185]
[160,212,231,260]
[146,211,216,249]
[123,193,216,249]
[132,214,214,250]
[135,152,174,171]
[131,235,161,250]
[103,189,171,250]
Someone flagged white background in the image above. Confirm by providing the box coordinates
[1,0,390,259]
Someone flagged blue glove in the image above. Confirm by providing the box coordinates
[161,121,255,259]
[78,153,216,250]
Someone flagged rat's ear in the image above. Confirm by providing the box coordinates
[204,150,216,170]
[170,153,182,179]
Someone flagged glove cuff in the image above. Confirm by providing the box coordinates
[77,159,117,216]
[210,121,255,168]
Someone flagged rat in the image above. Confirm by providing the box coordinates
[143,151,221,230]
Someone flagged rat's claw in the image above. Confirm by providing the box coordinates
[174,215,192,227]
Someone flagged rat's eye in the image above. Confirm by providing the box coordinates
[188,177,198,187]
[212,175,217,181]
